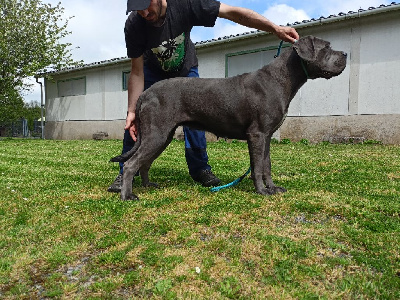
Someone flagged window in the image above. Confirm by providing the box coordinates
[57,77,86,97]
[225,45,290,77]
[122,71,131,91]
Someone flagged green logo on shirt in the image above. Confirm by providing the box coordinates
[151,32,185,72]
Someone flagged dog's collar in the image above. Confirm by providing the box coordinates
[300,59,310,79]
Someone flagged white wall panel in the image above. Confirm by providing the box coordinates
[358,14,400,114]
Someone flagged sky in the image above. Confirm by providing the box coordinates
[25,0,392,103]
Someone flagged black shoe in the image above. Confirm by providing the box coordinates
[108,173,137,193]
[193,170,221,187]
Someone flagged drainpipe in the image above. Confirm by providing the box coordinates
[35,76,45,139]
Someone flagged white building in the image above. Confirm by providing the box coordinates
[43,3,400,144]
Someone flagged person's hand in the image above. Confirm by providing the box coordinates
[274,26,300,44]
[125,111,137,141]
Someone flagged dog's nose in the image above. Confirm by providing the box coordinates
[342,52,347,57]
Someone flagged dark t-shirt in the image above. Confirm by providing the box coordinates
[124,0,220,78]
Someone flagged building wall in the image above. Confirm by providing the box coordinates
[44,7,400,143]
[46,61,131,122]
[44,61,129,139]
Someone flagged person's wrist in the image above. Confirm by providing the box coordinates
[271,24,280,34]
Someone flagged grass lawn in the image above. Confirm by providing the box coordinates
[0,138,399,299]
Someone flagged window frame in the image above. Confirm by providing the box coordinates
[57,76,86,97]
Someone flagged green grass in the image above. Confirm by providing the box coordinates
[0,138,399,299]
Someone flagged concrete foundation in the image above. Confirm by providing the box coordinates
[280,114,400,144]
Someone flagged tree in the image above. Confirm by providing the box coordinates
[0,89,24,125]
[0,0,81,123]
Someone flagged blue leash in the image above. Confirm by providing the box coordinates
[274,40,284,58]
[210,167,251,192]
[210,41,284,193]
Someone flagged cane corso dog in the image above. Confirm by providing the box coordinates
[111,36,347,200]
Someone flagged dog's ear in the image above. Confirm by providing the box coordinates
[293,36,331,62]
[293,36,317,62]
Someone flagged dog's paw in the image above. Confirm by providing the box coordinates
[266,186,287,195]
[121,193,139,201]
[143,182,159,188]
[256,187,271,195]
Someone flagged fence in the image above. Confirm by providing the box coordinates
[0,119,43,138]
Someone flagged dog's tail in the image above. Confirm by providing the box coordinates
[109,139,139,162]
[110,98,143,163]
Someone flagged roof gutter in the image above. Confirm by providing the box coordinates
[41,57,131,76]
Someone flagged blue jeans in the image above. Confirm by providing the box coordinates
[120,66,211,177]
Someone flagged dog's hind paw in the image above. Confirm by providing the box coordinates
[143,182,159,188]
[266,186,287,195]
[121,193,139,201]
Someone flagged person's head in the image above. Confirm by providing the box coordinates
[127,0,166,24]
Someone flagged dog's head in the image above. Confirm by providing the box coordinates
[293,36,347,79]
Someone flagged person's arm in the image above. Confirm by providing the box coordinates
[218,3,299,43]
[125,56,145,141]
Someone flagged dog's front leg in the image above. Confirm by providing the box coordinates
[263,137,286,195]
[247,132,270,195]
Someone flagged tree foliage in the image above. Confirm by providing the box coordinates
[0,88,24,124]
[0,0,81,123]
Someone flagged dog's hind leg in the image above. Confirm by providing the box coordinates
[139,164,158,188]
[121,155,140,200]
[139,129,175,188]
[121,128,175,200]
[140,130,175,188]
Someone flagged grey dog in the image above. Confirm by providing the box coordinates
[111,35,347,200]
